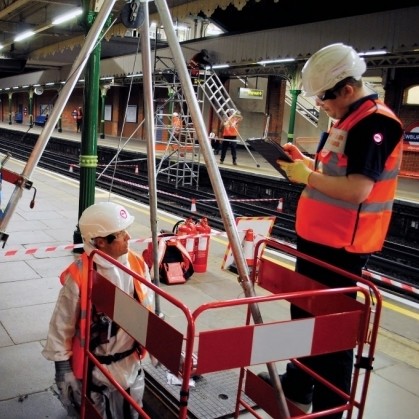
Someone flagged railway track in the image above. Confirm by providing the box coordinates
[1,139,418,302]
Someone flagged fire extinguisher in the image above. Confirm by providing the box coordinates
[176,218,196,262]
[194,217,211,273]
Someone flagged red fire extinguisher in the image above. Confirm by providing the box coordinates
[177,218,196,262]
[194,217,211,273]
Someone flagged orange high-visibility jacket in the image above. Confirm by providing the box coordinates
[222,116,241,137]
[296,99,403,253]
[60,250,150,379]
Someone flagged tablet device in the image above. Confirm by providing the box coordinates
[249,138,293,179]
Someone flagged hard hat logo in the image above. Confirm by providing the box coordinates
[119,209,129,219]
[301,43,366,97]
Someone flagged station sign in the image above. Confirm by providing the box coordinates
[239,87,264,100]
[404,131,419,142]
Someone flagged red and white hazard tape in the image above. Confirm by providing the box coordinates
[362,269,419,297]
[0,231,228,259]
[1,230,417,298]
[195,197,280,203]
[100,173,190,202]
[99,173,283,205]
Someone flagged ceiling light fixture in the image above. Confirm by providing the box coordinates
[210,64,230,69]
[359,50,387,56]
[52,8,83,26]
[14,30,35,42]
[257,58,295,65]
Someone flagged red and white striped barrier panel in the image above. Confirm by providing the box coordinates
[91,271,184,374]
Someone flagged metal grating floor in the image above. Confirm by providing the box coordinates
[143,362,256,418]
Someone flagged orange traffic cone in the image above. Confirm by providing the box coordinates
[69,164,73,173]
[190,198,197,212]
[135,165,139,174]
[276,197,284,212]
[243,229,255,267]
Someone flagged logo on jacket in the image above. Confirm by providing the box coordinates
[373,133,383,144]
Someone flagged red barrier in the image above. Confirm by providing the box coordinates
[80,240,381,418]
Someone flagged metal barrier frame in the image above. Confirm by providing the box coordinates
[81,249,196,419]
[233,238,382,418]
[80,240,381,418]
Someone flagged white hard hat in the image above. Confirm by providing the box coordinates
[209,132,216,138]
[301,43,366,97]
[79,202,134,242]
[172,112,179,116]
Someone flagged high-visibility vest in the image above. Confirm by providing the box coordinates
[60,250,150,379]
[223,116,240,137]
[296,98,403,253]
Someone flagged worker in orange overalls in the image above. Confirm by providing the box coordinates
[220,109,243,165]
[171,112,182,140]
[259,43,403,418]
[42,202,154,418]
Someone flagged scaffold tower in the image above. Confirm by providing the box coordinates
[153,55,203,189]
[152,55,260,188]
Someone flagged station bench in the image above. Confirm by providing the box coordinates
[34,115,47,126]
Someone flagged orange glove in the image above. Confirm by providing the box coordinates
[277,160,313,185]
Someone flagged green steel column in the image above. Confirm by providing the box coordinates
[8,93,12,125]
[73,8,102,247]
[28,90,34,128]
[287,89,301,143]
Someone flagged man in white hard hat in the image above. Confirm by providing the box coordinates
[259,43,403,417]
[43,202,154,418]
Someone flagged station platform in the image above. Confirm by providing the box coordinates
[0,123,418,418]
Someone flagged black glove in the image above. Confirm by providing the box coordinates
[55,360,82,414]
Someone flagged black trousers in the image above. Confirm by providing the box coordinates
[220,137,237,162]
[288,236,369,418]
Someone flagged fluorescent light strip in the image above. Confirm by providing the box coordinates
[211,64,230,69]
[257,58,295,65]
[14,30,35,42]
[359,50,387,56]
[52,8,82,25]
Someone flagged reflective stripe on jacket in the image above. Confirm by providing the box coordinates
[296,99,403,253]
[60,250,149,379]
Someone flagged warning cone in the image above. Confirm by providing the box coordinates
[243,229,255,267]
[69,164,73,173]
[190,198,197,212]
[276,197,284,212]
[135,165,139,174]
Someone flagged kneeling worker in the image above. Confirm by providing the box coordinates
[42,201,154,418]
